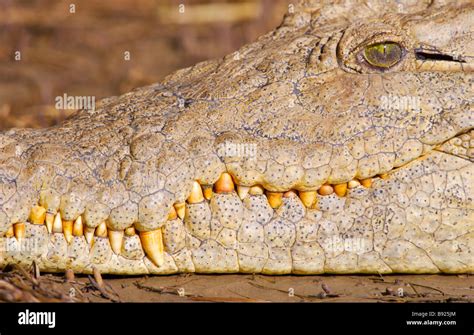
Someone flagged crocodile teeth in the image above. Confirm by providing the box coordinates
[334,183,348,197]
[348,180,361,189]
[318,184,334,196]
[360,178,372,188]
[95,221,108,238]
[63,220,73,243]
[45,213,54,233]
[29,205,46,225]
[168,206,178,220]
[283,190,297,198]
[266,192,283,209]
[139,229,164,267]
[52,213,63,233]
[249,185,264,195]
[13,223,25,242]
[214,172,235,193]
[84,226,95,244]
[108,230,124,254]
[298,191,317,208]
[379,173,389,180]
[187,181,204,204]
[203,186,213,200]
[237,185,250,200]
[5,226,14,238]
[73,216,83,236]
[174,203,186,219]
[125,226,136,236]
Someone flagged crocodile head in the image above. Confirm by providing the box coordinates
[0,0,473,275]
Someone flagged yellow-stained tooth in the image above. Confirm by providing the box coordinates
[63,220,73,243]
[13,223,25,242]
[5,226,14,238]
[360,178,373,188]
[203,186,213,200]
[334,183,348,197]
[299,191,317,208]
[168,206,178,220]
[95,221,107,237]
[125,226,136,236]
[84,226,95,244]
[266,192,283,209]
[139,229,165,267]
[187,181,204,204]
[174,203,185,219]
[108,230,124,254]
[73,216,83,236]
[348,180,361,189]
[45,213,54,233]
[379,173,389,180]
[214,172,235,193]
[249,185,264,195]
[237,185,250,200]
[318,184,334,196]
[29,205,46,225]
[52,213,63,233]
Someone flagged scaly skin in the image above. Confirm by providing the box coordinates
[0,0,473,275]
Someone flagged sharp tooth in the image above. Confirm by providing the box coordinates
[168,206,178,220]
[318,184,334,196]
[84,226,95,244]
[63,220,73,243]
[93,267,104,288]
[203,186,213,200]
[108,230,124,254]
[379,173,389,180]
[174,203,185,219]
[298,191,317,207]
[214,172,235,193]
[139,229,164,267]
[249,185,264,195]
[65,269,75,283]
[283,190,297,198]
[237,185,250,200]
[13,223,25,242]
[95,221,108,237]
[52,213,63,233]
[266,191,283,209]
[334,183,348,197]
[360,178,373,188]
[73,216,83,236]
[124,226,136,236]
[5,226,14,238]
[45,213,54,233]
[29,205,46,225]
[348,180,361,189]
[187,181,204,204]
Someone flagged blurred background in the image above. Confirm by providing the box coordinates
[0,0,292,130]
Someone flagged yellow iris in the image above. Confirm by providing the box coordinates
[364,42,402,68]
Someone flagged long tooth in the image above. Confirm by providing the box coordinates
[298,191,317,208]
[73,216,83,236]
[5,226,14,238]
[45,213,54,233]
[124,226,136,236]
[168,206,178,220]
[266,191,283,209]
[13,223,25,242]
[348,180,361,189]
[174,203,185,219]
[187,181,204,204]
[63,220,73,243]
[95,221,108,237]
[237,185,250,200]
[84,226,95,244]
[108,230,124,254]
[318,184,334,196]
[52,213,63,233]
[139,229,164,267]
[360,178,373,188]
[29,205,46,225]
[214,172,235,193]
[334,183,348,197]
[249,185,264,195]
[203,186,213,200]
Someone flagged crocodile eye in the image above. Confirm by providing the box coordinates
[363,42,403,69]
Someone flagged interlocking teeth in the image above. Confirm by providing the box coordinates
[237,185,250,200]
[318,184,334,196]
[348,180,361,189]
[360,178,372,188]
[13,223,25,242]
[203,186,213,200]
[266,191,283,209]
[187,181,204,204]
[334,183,348,197]
[29,205,46,225]
[52,213,63,233]
[139,229,164,267]
[214,172,235,193]
[73,216,83,236]
[249,185,264,195]
[298,191,317,208]
[174,203,185,220]
[84,226,95,244]
[168,206,178,220]
[95,221,108,238]
[108,230,124,254]
[63,220,73,243]
[45,213,54,233]
[124,226,136,236]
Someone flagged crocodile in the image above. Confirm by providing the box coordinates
[0,0,473,275]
